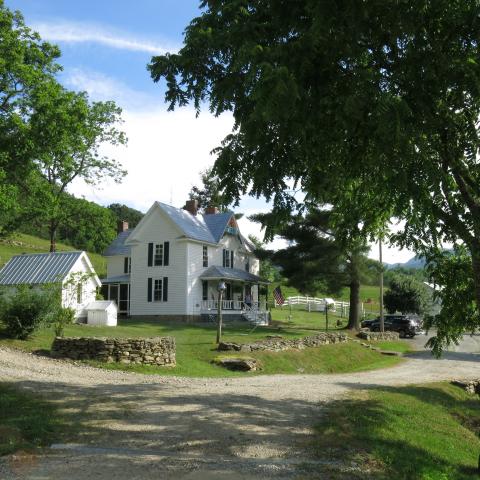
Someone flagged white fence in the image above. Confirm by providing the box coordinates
[275,296,363,317]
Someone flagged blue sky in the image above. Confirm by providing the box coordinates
[5,0,413,263]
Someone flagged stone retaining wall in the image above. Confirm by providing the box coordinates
[357,331,400,341]
[218,332,348,353]
[51,336,176,366]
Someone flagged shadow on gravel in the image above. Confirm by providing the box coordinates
[404,351,480,363]
[1,378,325,478]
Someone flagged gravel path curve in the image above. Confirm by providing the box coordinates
[0,345,478,479]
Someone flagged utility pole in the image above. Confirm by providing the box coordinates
[379,238,385,333]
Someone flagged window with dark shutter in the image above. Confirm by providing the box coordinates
[230,251,234,269]
[124,257,129,274]
[163,277,168,302]
[222,249,226,267]
[203,245,208,267]
[154,244,163,266]
[163,241,170,266]
[147,278,152,302]
[154,278,163,301]
[148,243,153,267]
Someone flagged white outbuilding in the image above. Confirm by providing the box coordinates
[0,251,101,321]
[86,301,118,326]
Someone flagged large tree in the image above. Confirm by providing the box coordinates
[149,1,480,349]
[28,80,126,252]
[0,1,60,235]
[253,208,371,330]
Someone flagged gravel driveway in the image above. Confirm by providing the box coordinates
[0,341,478,480]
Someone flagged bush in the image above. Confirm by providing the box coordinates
[53,307,76,337]
[0,286,54,339]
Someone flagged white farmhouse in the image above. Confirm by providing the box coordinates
[102,200,269,322]
[0,251,101,320]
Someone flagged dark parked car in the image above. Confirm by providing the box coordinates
[369,314,422,338]
[361,318,376,329]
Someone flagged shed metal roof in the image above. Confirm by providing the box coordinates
[86,301,117,311]
[0,251,84,285]
[104,230,131,256]
[200,266,269,284]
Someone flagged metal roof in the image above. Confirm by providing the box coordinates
[202,212,234,243]
[0,251,84,285]
[200,266,269,284]
[100,274,130,284]
[86,301,117,311]
[157,202,217,243]
[104,230,131,256]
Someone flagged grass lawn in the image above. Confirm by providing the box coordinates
[0,384,67,455]
[0,233,106,277]
[0,317,404,377]
[314,382,480,479]
[373,341,414,354]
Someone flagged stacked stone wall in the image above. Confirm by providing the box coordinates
[51,336,175,366]
[218,332,348,353]
[357,331,400,341]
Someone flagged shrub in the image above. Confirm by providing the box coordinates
[53,307,76,337]
[0,286,54,339]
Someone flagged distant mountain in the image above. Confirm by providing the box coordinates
[385,255,426,270]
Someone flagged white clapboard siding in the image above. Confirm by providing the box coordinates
[129,207,188,316]
[62,254,98,319]
[107,255,128,278]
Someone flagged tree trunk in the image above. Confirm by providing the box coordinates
[49,219,57,253]
[471,247,480,309]
[347,280,360,330]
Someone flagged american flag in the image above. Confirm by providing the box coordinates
[273,286,285,305]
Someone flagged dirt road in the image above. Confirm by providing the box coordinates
[0,344,478,479]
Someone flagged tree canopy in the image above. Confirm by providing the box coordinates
[384,275,430,316]
[150,1,480,348]
[252,207,373,330]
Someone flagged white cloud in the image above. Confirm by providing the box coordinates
[32,20,177,55]
[62,68,150,109]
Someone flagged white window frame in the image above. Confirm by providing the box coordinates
[153,278,163,302]
[154,244,163,266]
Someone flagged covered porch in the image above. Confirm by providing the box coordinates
[199,266,270,323]
[100,274,130,316]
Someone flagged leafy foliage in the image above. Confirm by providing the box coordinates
[252,207,371,329]
[187,167,231,212]
[424,247,479,356]
[150,0,480,350]
[383,275,430,315]
[0,2,60,236]
[52,307,75,338]
[108,203,144,229]
[0,285,55,339]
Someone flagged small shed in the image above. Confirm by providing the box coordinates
[86,301,117,326]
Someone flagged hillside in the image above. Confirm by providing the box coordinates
[0,234,107,277]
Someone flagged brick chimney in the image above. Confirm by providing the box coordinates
[185,199,199,216]
[205,206,219,215]
[117,220,129,233]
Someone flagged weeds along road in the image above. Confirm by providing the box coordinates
[0,342,478,480]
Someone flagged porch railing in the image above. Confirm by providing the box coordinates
[201,300,265,311]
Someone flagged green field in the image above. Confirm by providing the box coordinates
[314,382,480,479]
[0,317,404,377]
[0,233,106,277]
